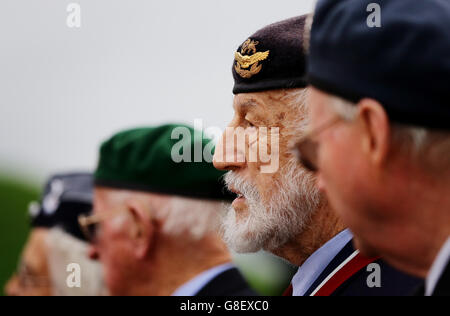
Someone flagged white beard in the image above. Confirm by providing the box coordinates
[222,158,321,253]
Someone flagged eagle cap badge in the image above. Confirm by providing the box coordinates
[234,39,270,79]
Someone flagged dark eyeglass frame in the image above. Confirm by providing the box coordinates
[292,116,343,172]
[78,207,152,243]
[78,208,127,243]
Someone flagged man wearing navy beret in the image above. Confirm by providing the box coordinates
[299,0,450,296]
[5,173,105,296]
[83,124,256,296]
[213,14,420,295]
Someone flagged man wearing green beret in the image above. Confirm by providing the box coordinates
[81,124,256,296]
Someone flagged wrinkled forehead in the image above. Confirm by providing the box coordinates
[233,89,310,129]
[233,93,264,112]
[233,90,298,116]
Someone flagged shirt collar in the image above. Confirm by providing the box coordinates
[171,263,234,296]
[426,237,450,296]
[291,229,353,296]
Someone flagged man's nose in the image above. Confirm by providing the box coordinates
[213,130,246,171]
[5,275,20,296]
[88,244,100,260]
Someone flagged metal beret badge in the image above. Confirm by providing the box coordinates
[234,39,270,79]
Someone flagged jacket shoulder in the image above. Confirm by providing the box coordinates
[196,268,258,297]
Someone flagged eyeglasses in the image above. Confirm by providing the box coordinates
[78,207,153,243]
[78,208,128,243]
[293,116,343,172]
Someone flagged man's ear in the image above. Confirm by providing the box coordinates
[356,98,391,166]
[125,199,155,260]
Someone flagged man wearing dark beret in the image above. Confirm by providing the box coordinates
[213,14,421,296]
[299,0,450,296]
[5,173,105,296]
[83,124,256,296]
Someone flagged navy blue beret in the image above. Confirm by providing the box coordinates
[232,15,309,94]
[308,0,450,130]
[29,173,93,241]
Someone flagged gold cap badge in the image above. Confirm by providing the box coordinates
[234,39,270,79]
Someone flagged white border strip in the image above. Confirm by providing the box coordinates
[310,250,360,296]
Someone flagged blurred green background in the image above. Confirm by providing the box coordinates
[0,174,39,296]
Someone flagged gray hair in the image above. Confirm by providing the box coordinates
[46,228,107,296]
[283,88,310,132]
[156,196,227,240]
[104,190,227,240]
[330,96,450,172]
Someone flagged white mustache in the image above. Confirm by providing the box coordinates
[224,172,261,206]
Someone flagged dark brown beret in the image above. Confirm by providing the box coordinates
[232,15,309,94]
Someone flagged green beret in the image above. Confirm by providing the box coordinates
[95,124,233,201]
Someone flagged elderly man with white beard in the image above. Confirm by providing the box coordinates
[213,15,422,296]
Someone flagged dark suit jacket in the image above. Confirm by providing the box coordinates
[195,267,258,296]
[304,240,424,296]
